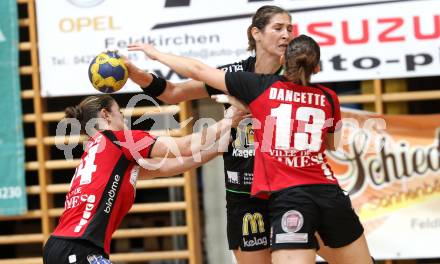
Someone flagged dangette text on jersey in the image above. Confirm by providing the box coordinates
[225,72,341,197]
[52,130,156,254]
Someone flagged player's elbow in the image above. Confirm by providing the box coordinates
[187,64,208,82]
[174,136,193,157]
[138,162,180,179]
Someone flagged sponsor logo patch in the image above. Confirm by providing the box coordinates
[232,122,255,158]
[242,212,267,248]
[281,210,304,233]
[227,171,239,184]
[243,237,268,247]
[275,210,308,244]
[87,254,112,264]
[68,254,77,263]
[275,233,308,244]
[242,212,265,236]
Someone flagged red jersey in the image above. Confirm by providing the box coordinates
[52,130,156,254]
[225,72,341,197]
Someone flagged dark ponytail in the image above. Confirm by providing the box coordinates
[65,105,83,120]
[64,95,115,134]
[284,35,320,86]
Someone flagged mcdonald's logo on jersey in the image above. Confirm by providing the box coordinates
[242,212,265,236]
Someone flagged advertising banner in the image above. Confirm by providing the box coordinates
[0,0,27,215]
[328,109,440,259]
[35,0,440,97]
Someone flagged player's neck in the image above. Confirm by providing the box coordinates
[254,51,282,74]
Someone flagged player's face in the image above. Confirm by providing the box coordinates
[109,101,127,130]
[259,13,293,57]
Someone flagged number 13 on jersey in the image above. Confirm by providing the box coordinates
[270,104,326,152]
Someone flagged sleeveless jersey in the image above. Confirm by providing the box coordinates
[52,130,156,254]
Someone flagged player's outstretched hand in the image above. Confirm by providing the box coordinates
[224,105,251,128]
[118,54,154,88]
[119,54,136,74]
[212,94,250,113]
[127,43,160,61]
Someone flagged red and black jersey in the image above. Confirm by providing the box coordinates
[225,72,341,197]
[52,130,156,254]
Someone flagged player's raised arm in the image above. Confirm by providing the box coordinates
[149,106,246,158]
[124,58,209,104]
[128,43,228,94]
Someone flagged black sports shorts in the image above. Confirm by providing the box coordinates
[226,193,271,251]
[269,184,364,251]
[43,236,111,264]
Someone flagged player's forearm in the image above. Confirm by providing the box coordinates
[159,80,209,104]
[137,144,221,179]
[155,52,204,81]
[176,118,232,156]
[126,62,153,87]
[126,62,208,104]
[156,51,228,93]
[128,43,227,93]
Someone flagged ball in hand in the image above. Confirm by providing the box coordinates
[88,51,128,93]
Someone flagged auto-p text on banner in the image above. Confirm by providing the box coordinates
[35,0,440,96]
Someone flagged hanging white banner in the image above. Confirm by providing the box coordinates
[35,0,439,96]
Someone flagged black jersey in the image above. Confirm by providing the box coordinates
[205,56,283,197]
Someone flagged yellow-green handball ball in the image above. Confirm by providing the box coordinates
[88,51,128,93]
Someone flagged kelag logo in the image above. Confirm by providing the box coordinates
[67,0,106,8]
[242,212,268,247]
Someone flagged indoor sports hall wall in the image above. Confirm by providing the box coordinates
[0,0,439,264]
[0,0,203,263]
